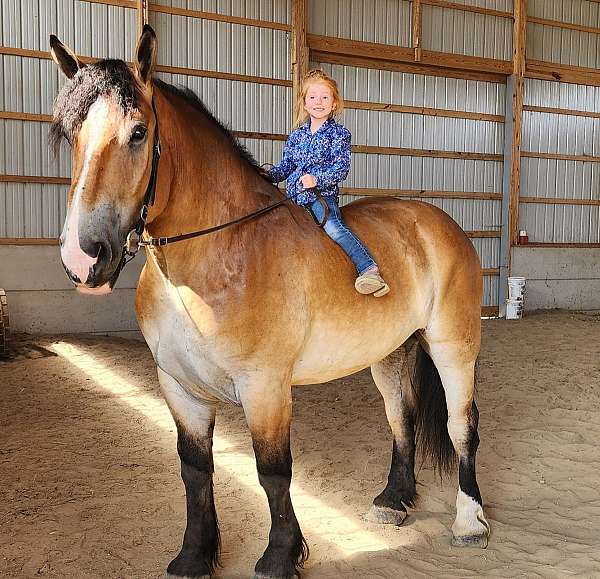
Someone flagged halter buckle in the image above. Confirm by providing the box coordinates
[126,229,141,254]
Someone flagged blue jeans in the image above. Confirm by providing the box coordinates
[308,195,376,275]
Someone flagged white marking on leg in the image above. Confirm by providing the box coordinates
[452,489,489,540]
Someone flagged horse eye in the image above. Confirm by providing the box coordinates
[130,125,147,144]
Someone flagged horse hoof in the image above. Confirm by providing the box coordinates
[364,504,407,526]
[451,532,489,549]
[252,574,297,579]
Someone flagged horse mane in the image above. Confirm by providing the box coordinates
[50,58,263,175]
[154,79,262,173]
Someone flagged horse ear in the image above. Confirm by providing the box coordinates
[134,24,157,86]
[50,35,85,79]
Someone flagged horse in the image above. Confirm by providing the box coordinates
[49,25,489,579]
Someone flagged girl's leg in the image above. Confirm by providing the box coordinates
[308,196,390,296]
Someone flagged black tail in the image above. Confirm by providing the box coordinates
[410,343,456,477]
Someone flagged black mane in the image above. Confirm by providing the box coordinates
[50,59,262,173]
[153,79,262,171]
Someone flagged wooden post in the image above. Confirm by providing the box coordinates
[137,0,149,36]
[292,0,309,125]
[508,0,527,248]
[412,0,423,62]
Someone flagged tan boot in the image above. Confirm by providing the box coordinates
[355,272,390,297]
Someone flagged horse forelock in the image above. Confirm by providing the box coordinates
[50,59,140,154]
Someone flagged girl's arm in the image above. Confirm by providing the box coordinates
[267,135,297,183]
[311,128,351,189]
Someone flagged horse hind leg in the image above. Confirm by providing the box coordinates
[424,341,490,548]
[366,338,418,526]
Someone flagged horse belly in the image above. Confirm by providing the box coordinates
[291,323,413,385]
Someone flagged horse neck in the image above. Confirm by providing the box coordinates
[146,85,276,240]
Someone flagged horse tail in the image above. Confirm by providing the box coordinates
[410,343,457,477]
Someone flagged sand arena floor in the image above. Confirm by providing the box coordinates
[1,310,600,578]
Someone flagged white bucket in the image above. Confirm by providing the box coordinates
[506,298,523,320]
[507,276,526,301]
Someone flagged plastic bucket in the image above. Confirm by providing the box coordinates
[507,276,526,301]
[506,298,523,320]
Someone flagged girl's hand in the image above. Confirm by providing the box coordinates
[300,174,317,189]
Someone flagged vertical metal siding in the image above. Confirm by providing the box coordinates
[308,0,412,46]
[153,0,291,25]
[152,13,290,79]
[521,76,600,243]
[422,6,512,60]
[529,0,600,26]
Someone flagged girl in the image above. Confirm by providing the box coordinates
[265,69,390,297]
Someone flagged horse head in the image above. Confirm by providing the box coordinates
[50,25,159,294]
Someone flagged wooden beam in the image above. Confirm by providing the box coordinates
[0,175,70,185]
[311,51,507,84]
[508,0,527,248]
[522,151,600,163]
[467,230,502,238]
[421,0,513,20]
[481,306,500,317]
[307,34,512,76]
[352,144,503,161]
[412,0,423,62]
[520,196,600,206]
[527,59,600,87]
[345,100,504,122]
[340,188,502,200]
[528,15,600,36]
[136,0,147,36]
[83,0,292,31]
[524,105,600,119]
[0,238,59,245]
[0,111,52,122]
[524,242,600,248]
[482,268,501,275]
[292,0,309,126]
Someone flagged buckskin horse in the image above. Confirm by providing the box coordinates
[49,25,489,579]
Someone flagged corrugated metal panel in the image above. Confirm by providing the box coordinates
[308,0,412,46]
[519,204,600,243]
[0,0,137,59]
[525,79,600,112]
[152,12,290,79]
[156,72,292,134]
[422,6,512,60]
[445,0,512,9]
[316,62,506,115]
[529,0,600,26]
[527,24,600,68]
[0,182,68,238]
[482,275,498,307]
[153,0,291,25]
[0,120,71,177]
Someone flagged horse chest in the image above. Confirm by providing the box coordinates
[139,281,242,405]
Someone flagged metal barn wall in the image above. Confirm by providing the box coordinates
[0,0,138,239]
[520,0,600,244]
[308,0,412,46]
[528,0,600,67]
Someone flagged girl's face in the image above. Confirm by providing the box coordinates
[304,82,335,121]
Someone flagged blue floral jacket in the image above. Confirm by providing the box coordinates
[267,118,351,205]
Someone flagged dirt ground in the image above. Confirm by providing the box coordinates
[1,310,600,578]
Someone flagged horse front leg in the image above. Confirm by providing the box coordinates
[241,381,308,579]
[159,368,220,579]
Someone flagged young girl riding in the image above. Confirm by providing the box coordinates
[265,69,390,297]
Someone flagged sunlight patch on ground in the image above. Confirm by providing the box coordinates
[50,340,397,556]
